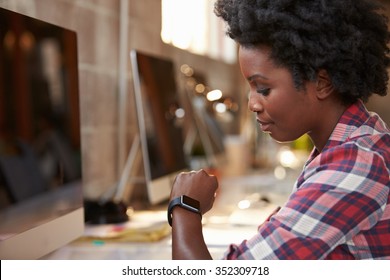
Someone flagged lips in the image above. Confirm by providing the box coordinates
[257,118,272,131]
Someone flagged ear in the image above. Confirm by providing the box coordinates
[316,69,334,100]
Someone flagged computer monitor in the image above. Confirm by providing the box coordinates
[0,7,84,259]
[130,50,189,205]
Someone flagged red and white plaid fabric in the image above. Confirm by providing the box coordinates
[224,100,390,259]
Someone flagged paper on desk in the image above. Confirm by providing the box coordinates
[77,211,171,243]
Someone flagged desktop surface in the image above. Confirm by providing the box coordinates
[43,171,293,260]
[0,183,84,259]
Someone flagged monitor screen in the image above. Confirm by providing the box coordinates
[0,7,84,259]
[130,50,188,205]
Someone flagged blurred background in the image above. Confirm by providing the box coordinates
[1,0,389,208]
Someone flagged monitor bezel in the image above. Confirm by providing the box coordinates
[0,7,84,259]
[130,49,188,205]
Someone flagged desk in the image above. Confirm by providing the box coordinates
[44,172,294,260]
[43,212,259,260]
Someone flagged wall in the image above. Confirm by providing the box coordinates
[366,0,390,125]
[0,0,243,202]
[2,0,390,203]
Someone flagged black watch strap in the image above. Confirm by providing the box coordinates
[167,195,201,226]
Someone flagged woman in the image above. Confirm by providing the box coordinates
[169,0,390,259]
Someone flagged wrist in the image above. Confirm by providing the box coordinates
[171,206,202,226]
[167,195,201,226]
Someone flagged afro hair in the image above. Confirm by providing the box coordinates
[214,0,390,104]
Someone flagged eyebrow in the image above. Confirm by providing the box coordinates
[247,73,269,82]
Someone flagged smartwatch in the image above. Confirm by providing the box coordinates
[167,195,201,226]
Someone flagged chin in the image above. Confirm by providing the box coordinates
[268,133,298,144]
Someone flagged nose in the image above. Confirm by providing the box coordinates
[248,91,263,113]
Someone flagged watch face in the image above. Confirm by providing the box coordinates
[182,195,200,210]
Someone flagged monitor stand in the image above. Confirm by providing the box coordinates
[83,135,140,224]
[84,199,129,224]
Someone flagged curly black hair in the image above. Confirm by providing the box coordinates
[214,0,390,104]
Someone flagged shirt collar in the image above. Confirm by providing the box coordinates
[308,100,369,159]
[326,100,369,147]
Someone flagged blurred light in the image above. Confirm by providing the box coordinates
[215,102,227,113]
[274,165,286,180]
[195,83,206,94]
[126,207,134,217]
[185,77,197,89]
[224,98,232,107]
[20,31,35,52]
[175,108,185,118]
[223,97,239,112]
[161,0,237,64]
[278,147,299,168]
[161,0,207,53]
[180,64,194,76]
[238,200,251,210]
[229,102,239,112]
[206,89,222,101]
[3,31,16,50]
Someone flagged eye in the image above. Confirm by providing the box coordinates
[257,87,271,96]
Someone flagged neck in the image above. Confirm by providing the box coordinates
[308,100,348,152]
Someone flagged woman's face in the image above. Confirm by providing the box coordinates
[239,45,319,143]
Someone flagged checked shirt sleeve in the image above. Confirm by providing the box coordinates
[223,142,389,259]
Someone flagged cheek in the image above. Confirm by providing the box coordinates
[266,95,292,119]
[270,98,311,138]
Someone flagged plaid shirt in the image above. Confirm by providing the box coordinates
[224,100,390,259]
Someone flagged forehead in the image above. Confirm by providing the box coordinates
[239,44,272,58]
[238,45,279,78]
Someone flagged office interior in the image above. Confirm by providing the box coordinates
[1,0,390,260]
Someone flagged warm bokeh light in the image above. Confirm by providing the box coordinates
[161,0,207,53]
[195,83,206,94]
[161,0,237,63]
[206,89,223,101]
[278,147,300,168]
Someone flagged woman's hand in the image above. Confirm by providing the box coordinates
[170,169,218,259]
[170,169,218,215]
